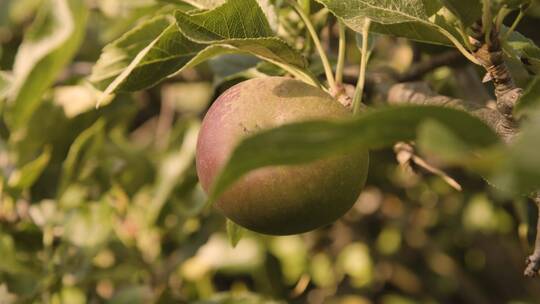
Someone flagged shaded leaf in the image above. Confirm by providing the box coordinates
[209,105,500,204]
[6,0,88,130]
[7,146,52,191]
[59,119,106,194]
[515,76,540,115]
[441,0,482,26]
[507,30,540,75]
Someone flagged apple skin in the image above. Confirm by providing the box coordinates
[196,77,369,235]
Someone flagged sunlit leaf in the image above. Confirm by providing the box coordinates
[175,0,307,69]
[6,0,88,130]
[316,0,451,45]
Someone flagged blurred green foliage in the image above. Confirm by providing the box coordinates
[1,0,540,303]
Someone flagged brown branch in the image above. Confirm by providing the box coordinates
[469,21,523,122]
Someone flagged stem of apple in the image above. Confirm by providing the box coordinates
[353,19,371,115]
[289,0,337,93]
[335,21,347,85]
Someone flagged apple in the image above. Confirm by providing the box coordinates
[196,77,369,235]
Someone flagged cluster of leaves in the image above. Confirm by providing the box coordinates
[1,0,540,302]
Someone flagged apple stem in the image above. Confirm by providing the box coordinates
[335,21,347,85]
[352,18,371,115]
[289,0,337,93]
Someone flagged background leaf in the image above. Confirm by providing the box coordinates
[515,76,540,115]
[6,0,88,130]
[441,0,482,26]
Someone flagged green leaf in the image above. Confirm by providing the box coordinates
[91,0,308,96]
[417,113,540,196]
[6,0,88,130]
[168,0,226,9]
[316,0,451,46]
[507,30,540,75]
[175,0,307,69]
[492,111,540,195]
[59,119,106,195]
[441,0,482,26]
[423,0,444,16]
[208,105,500,204]
[226,219,244,248]
[7,146,52,191]
[515,76,540,115]
[90,16,206,93]
[317,0,432,24]
[149,121,199,223]
[0,71,11,100]
[418,119,473,163]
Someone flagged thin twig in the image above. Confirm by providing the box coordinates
[335,21,347,85]
[394,142,462,191]
[353,19,371,115]
[289,0,336,92]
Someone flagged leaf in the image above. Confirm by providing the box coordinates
[91,0,308,96]
[169,0,226,9]
[175,0,307,69]
[492,111,540,195]
[6,0,88,130]
[0,71,12,100]
[417,113,540,196]
[317,0,432,24]
[150,121,199,223]
[90,16,206,93]
[316,0,451,46]
[59,119,106,195]
[7,146,52,191]
[226,219,244,248]
[515,76,540,115]
[417,119,473,163]
[441,0,482,26]
[423,0,444,16]
[208,105,500,204]
[507,30,540,75]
